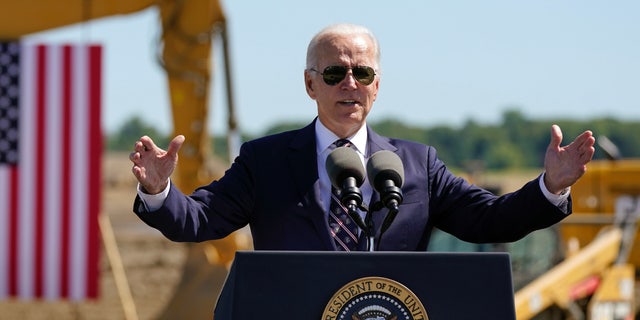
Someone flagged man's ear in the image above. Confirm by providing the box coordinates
[372,78,380,101]
[304,70,317,99]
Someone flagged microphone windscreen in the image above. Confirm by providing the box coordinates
[366,150,404,191]
[326,147,365,188]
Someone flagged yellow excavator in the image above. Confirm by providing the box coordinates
[0,1,247,318]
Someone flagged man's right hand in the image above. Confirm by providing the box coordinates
[130,135,185,194]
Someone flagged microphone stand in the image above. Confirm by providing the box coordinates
[376,203,399,251]
[364,210,375,252]
[340,180,370,252]
[371,180,403,251]
[353,200,400,252]
[348,204,373,252]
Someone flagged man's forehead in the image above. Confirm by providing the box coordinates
[320,34,372,51]
[317,35,376,65]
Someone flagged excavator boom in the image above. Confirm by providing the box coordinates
[0,1,155,39]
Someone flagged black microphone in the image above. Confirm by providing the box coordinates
[367,150,404,239]
[367,150,404,210]
[325,147,367,232]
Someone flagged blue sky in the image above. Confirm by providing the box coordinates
[24,1,640,136]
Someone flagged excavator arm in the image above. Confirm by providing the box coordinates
[514,227,623,319]
[0,1,155,38]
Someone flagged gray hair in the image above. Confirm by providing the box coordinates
[305,23,381,70]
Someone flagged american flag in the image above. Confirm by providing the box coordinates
[0,42,102,300]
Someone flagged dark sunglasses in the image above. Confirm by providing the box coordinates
[310,65,376,86]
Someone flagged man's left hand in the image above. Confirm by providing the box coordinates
[544,124,596,194]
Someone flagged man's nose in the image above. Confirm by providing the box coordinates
[340,70,358,88]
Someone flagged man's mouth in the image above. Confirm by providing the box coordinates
[339,99,358,106]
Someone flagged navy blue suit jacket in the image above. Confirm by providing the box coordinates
[134,120,569,251]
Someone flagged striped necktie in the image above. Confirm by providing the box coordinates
[328,139,359,251]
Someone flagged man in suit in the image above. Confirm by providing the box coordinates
[130,23,595,251]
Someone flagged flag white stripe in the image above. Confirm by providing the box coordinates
[44,45,62,299]
[18,43,36,299]
[70,44,89,299]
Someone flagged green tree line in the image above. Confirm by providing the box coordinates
[107,109,640,170]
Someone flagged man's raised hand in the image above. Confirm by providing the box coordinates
[543,125,595,194]
[130,135,185,194]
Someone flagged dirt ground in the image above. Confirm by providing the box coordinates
[0,153,196,320]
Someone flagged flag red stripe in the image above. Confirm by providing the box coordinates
[34,44,47,298]
[9,167,19,296]
[60,45,73,298]
[86,45,102,298]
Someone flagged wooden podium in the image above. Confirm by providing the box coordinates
[214,251,516,319]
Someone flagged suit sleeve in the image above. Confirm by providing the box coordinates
[133,142,257,242]
[426,146,570,243]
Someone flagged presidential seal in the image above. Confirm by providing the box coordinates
[321,276,428,320]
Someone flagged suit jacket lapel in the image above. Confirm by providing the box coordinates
[366,127,397,155]
[287,119,335,250]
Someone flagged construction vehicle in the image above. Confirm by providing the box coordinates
[514,138,640,319]
[429,137,640,319]
[1,1,248,319]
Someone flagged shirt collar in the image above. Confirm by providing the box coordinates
[315,119,368,155]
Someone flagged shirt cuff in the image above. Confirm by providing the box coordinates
[539,172,570,208]
[137,180,171,212]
